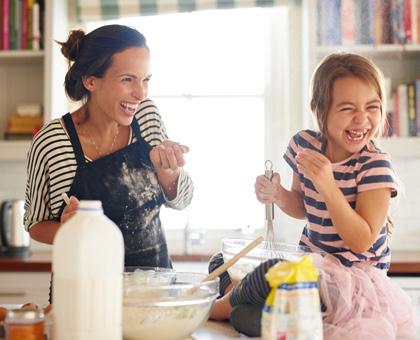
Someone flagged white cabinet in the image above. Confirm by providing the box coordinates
[390,276,420,317]
[302,0,420,159]
[0,272,50,306]
[0,0,69,159]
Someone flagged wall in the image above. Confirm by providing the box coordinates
[0,155,419,253]
[0,161,26,201]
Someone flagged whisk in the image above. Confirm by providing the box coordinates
[264,160,276,253]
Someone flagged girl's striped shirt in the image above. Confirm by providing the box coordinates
[24,99,193,231]
[283,129,397,270]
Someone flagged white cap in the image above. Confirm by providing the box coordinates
[78,200,103,211]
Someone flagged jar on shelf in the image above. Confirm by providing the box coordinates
[4,308,45,340]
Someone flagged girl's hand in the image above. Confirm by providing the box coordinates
[295,149,335,194]
[254,172,281,204]
[60,196,79,224]
[150,140,189,174]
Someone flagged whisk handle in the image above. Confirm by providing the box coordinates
[265,169,274,221]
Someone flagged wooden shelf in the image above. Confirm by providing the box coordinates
[316,44,420,57]
[0,50,44,64]
[0,140,31,161]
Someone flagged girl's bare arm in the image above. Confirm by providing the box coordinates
[296,149,390,253]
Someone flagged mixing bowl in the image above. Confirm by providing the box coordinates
[222,238,310,281]
[123,269,219,340]
[124,266,176,287]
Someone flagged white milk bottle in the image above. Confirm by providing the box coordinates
[52,200,124,340]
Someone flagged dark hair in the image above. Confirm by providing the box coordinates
[57,24,148,102]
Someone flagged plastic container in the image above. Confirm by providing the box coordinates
[52,200,124,340]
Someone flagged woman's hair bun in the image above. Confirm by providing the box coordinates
[59,29,86,62]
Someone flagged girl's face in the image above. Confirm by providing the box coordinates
[87,47,151,126]
[325,76,382,163]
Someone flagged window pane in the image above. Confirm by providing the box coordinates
[86,8,272,231]
[157,97,264,230]
[114,8,266,96]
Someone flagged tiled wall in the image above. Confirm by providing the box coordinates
[1,157,419,253]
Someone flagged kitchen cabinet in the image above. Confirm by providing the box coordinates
[302,0,420,159]
[0,272,50,306]
[390,276,420,316]
[0,0,69,158]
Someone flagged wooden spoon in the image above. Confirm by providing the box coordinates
[202,235,264,282]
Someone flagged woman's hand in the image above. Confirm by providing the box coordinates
[295,149,335,194]
[150,140,189,200]
[60,196,79,224]
[254,172,282,204]
[150,140,189,174]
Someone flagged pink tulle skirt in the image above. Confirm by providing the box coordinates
[311,254,419,340]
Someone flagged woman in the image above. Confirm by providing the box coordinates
[24,24,193,268]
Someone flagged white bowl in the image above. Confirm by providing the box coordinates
[123,269,219,340]
[222,238,310,281]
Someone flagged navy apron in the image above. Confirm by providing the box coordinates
[49,113,172,303]
[59,113,171,268]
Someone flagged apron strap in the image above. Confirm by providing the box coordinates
[130,116,153,152]
[62,113,86,167]
[130,116,142,140]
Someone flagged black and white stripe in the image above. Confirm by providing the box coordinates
[24,99,193,230]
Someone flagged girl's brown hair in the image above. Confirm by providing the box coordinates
[310,53,387,141]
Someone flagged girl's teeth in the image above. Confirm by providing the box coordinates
[346,129,367,141]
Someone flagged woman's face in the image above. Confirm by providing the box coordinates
[325,76,382,163]
[88,47,151,126]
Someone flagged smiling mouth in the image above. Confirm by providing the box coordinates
[120,102,139,115]
[345,129,369,142]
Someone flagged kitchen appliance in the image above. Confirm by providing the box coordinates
[0,199,30,257]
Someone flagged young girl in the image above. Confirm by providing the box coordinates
[209,53,418,339]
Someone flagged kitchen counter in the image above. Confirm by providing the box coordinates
[0,318,241,340]
[0,252,212,272]
[388,250,420,275]
[193,321,243,339]
[195,322,419,339]
[1,317,418,339]
[1,251,420,275]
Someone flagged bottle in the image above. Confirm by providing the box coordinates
[52,200,124,340]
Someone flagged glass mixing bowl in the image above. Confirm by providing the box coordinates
[124,266,176,288]
[222,238,310,281]
[123,269,219,340]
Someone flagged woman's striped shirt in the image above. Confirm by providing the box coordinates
[24,99,193,231]
[283,129,397,270]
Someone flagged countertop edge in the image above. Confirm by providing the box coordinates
[0,254,213,272]
[1,252,420,275]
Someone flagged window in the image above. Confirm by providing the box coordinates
[86,7,289,232]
